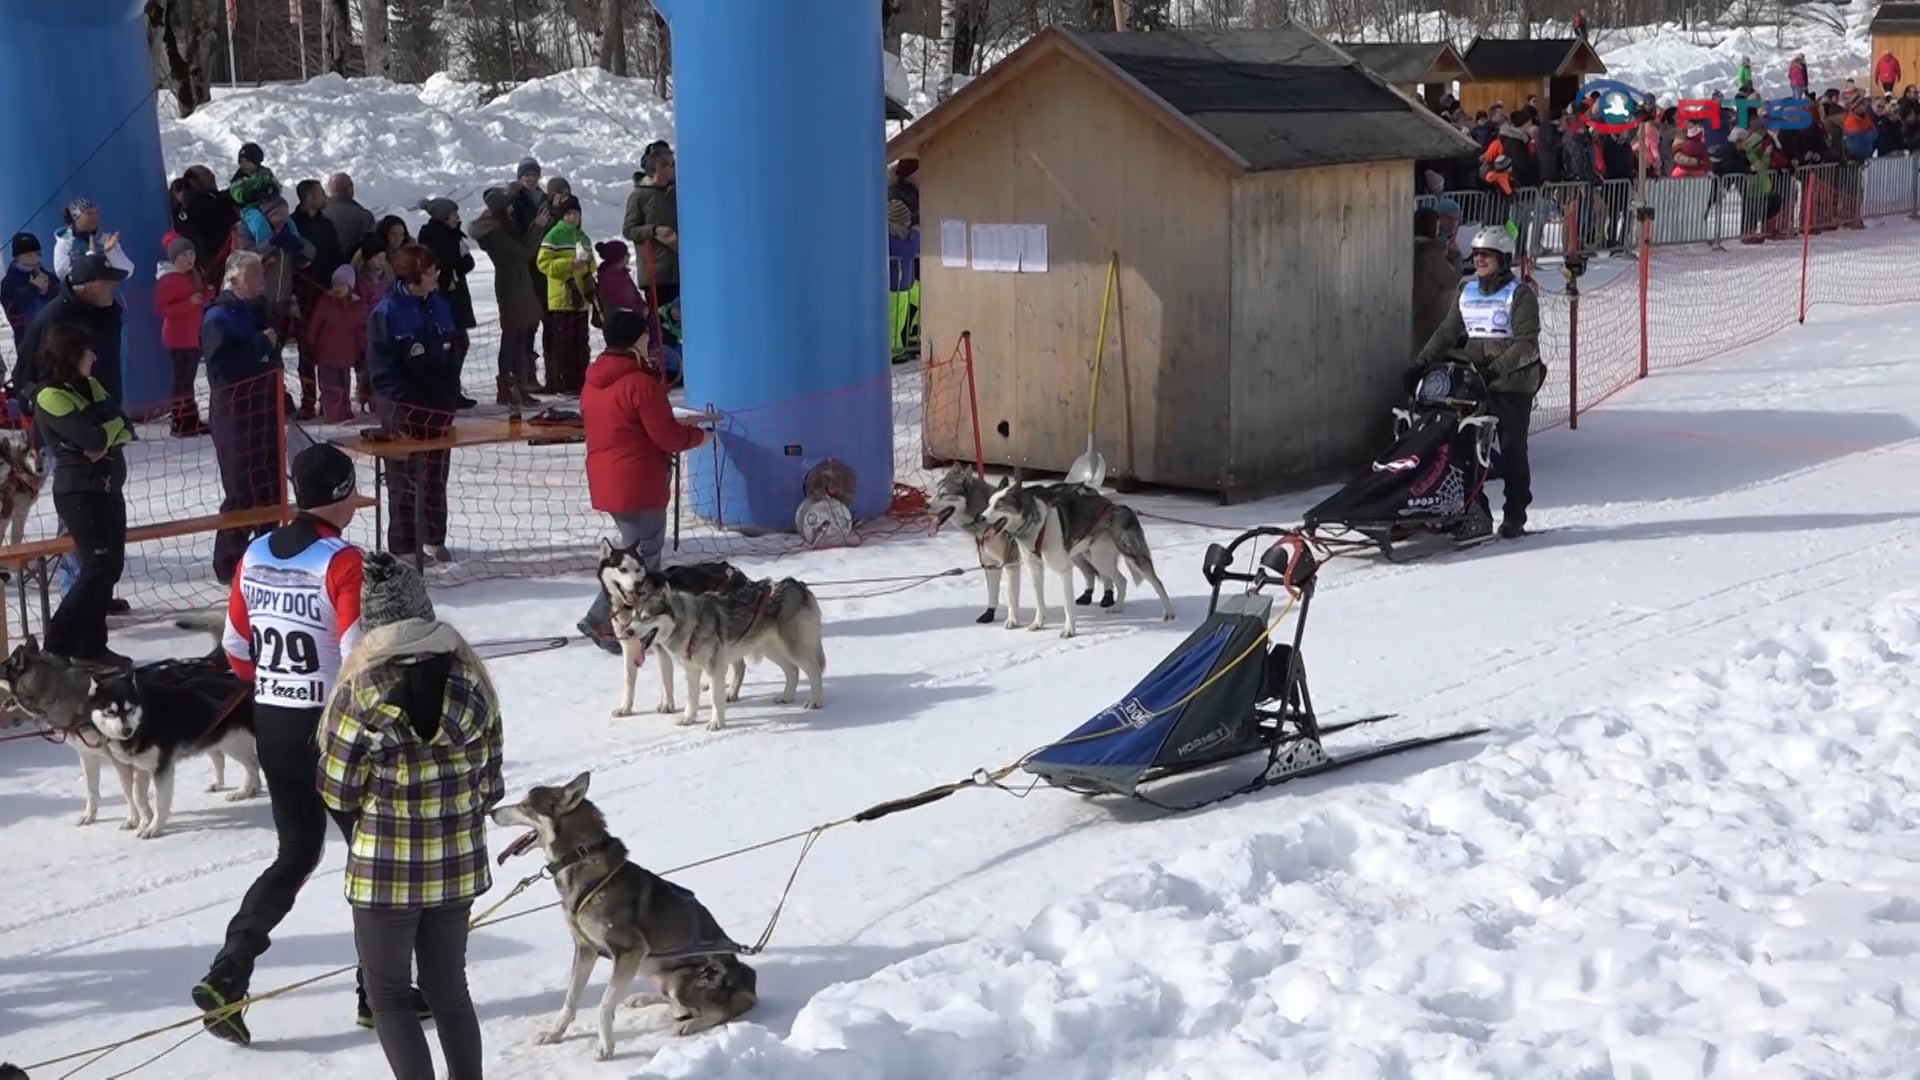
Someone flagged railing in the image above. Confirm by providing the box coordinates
[1418,155,1920,435]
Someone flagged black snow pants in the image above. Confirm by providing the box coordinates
[1487,391,1535,528]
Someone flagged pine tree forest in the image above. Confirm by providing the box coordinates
[146,0,1821,118]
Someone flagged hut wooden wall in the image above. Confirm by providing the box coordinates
[1224,159,1413,494]
[1458,77,1541,115]
[914,50,1234,487]
[1872,32,1920,92]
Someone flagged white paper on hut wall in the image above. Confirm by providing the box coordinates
[969,224,1007,271]
[1016,224,1047,272]
[940,220,967,268]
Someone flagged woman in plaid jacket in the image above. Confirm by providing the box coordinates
[318,552,503,1080]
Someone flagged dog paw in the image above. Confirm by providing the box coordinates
[225,788,255,802]
[624,992,668,1009]
[611,706,633,718]
[1027,621,1046,632]
[532,1025,568,1046]
[595,1039,615,1061]
[1162,610,1177,621]
[205,781,226,793]
[1003,616,1020,630]
[975,607,995,624]
[137,823,164,840]
[804,699,823,710]
[724,690,741,703]
[676,713,698,727]
[120,817,140,831]
[706,721,726,732]
[673,1018,710,1037]
[1060,626,1077,639]
[1074,591,1093,606]
[1099,593,1117,609]
[773,693,793,705]
[77,811,97,826]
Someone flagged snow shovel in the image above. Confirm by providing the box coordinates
[1067,255,1117,488]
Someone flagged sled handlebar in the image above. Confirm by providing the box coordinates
[1202,527,1321,593]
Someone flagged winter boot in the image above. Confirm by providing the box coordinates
[578,615,621,655]
[1454,496,1495,548]
[1499,518,1527,540]
[192,976,253,1046]
[357,983,434,1028]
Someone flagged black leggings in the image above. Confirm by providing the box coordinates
[207,706,358,991]
[45,490,125,658]
[1487,391,1535,526]
[353,903,483,1080]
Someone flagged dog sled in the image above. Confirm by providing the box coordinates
[1301,362,1500,562]
[1023,526,1489,812]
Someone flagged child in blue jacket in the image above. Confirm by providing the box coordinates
[1,232,56,365]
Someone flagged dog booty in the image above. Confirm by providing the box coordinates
[362,552,435,629]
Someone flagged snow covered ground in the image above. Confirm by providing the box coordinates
[6,289,1920,1076]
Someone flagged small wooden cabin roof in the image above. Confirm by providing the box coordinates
[1335,41,1470,85]
[886,24,1479,173]
[1871,3,1920,32]
[1462,37,1607,78]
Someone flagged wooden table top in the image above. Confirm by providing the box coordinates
[335,418,586,457]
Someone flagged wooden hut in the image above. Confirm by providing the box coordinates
[1336,41,1471,107]
[1870,4,1920,93]
[1458,37,1606,117]
[886,24,1479,500]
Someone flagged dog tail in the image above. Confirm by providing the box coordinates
[1111,507,1156,585]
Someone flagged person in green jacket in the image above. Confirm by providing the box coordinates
[534,195,595,395]
[1409,224,1545,544]
[31,321,134,668]
[621,141,678,315]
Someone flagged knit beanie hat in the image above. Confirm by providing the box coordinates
[290,443,356,509]
[420,197,459,223]
[239,142,265,165]
[594,239,627,264]
[361,552,435,629]
[11,232,40,258]
[332,263,357,288]
[166,235,196,260]
[482,187,512,215]
[517,156,541,178]
[603,308,646,351]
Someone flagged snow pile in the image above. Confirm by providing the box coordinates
[1601,18,1871,101]
[640,594,1920,1079]
[161,67,673,242]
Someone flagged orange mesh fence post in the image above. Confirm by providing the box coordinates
[961,331,984,480]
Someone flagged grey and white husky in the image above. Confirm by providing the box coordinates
[929,465,1110,626]
[602,556,826,730]
[596,542,755,719]
[980,477,1176,637]
[3,634,138,829]
[491,771,759,1060]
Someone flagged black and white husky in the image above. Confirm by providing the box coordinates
[597,542,758,719]
[929,465,1109,626]
[980,477,1176,637]
[87,656,260,839]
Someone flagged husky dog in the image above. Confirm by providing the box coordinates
[980,477,1176,637]
[3,635,139,829]
[613,567,826,731]
[0,437,45,546]
[491,771,758,1059]
[596,542,755,718]
[929,465,1110,626]
[86,655,260,839]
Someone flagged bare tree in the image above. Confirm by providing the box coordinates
[599,0,629,74]
[322,0,353,72]
[361,0,392,78]
[147,0,216,116]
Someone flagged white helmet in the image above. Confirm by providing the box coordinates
[1468,224,1515,259]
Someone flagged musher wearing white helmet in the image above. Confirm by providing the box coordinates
[1408,224,1546,542]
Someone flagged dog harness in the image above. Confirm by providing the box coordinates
[544,838,750,959]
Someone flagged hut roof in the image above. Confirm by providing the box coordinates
[1334,41,1470,85]
[1461,37,1607,78]
[1871,3,1920,32]
[886,24,1479,173]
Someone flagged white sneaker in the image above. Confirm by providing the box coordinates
[422,544,453,564]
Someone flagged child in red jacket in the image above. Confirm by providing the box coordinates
[154,234,212,437]
[302,265,368,423]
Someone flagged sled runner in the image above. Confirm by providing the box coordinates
[1023,526,1489,812]
[1302,362,1500,561]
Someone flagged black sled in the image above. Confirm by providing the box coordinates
[1302,362,1500,561]
[1022,526,1489,812]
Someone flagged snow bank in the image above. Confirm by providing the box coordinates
[640,593,1920,1079]
[1602,19,1871,101]
[161,67,673,243]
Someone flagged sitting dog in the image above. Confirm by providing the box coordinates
[604,558,826,731]
[492,771,758,1060]
[931,465,1112,625]
[980,477,1176,637]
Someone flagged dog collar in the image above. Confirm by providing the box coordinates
[545,836,619,877]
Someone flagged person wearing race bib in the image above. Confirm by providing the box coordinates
[193,442,428,1045]
[1408,224,1546,544]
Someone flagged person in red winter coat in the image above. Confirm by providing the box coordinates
[1670,124,1710,177]
[1878,52,1903,96]
[301,265,367,422]
[576,307,708,649]
[154,234,213,436]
